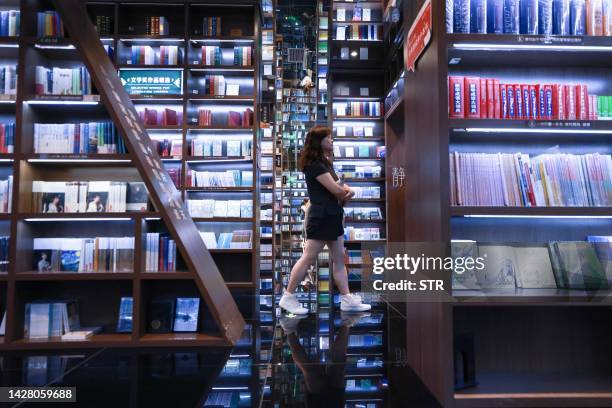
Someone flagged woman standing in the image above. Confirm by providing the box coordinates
[279,126,371,314]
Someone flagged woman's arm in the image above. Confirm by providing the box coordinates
[316,172,352,200]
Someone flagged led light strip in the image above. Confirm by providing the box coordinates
[27,159,132,163]
[0,100,15,104]
[462,214,612,219]
[25,100,99,105]
[191,39,253,43]
[35,44,75,49]
[453,43,612,52]
[464,127,612,134]
[24,217,132,222]
[119,38,184,42]
[0,43,18,48]
[189,68,254,72]
[0,159,13,162]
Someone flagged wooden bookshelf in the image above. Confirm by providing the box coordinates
[0,0,265,350]
[384,0,612,405]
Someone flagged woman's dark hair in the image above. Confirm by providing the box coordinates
[299,126,331,171]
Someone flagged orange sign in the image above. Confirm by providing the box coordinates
[405,0,432,72]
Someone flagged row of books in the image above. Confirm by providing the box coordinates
[32,181,148,213]
[0,236,8,273]
[33,237,135,273]
[201,75,234,96]
[344,227,381,240]
[197,108,254,127]
[344,207,383,221]
[199,230,252,249]
[335,24,383,40]
[449,76,603,120]
[94,15,111,36]
[202,16,222,37]
[33,122,127,154]
[190,138,252,158]
[24,300,94,340]
[0,123,15,153]
[0,10,19,36]
[450,152,612,207]
[167,167,182,187]
[35,66,93,96]
[37,11,64,38]
[152,138,182,157]
[139,108,181,126]
[352,186,382,199]
[336,7,380,22]
[0,176,12,214]
[335,126,375,137]
[0,66,17,95]
[334,164,383,179]
[452,238,612,290]
[186,199,253,218]
[129,45,181,65]
[148,297,200,333]
[145,16,169,36]
[187,170,253,187]
[334,145,385,158]
[145,232,177,272]
[448,0,612,35]
[345,249,374,265]
[334,102,383,117]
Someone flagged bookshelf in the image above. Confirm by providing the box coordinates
[386,0,612,406]
[0,0,265,350]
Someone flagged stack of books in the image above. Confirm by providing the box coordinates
[198,230,252,249]
[190,137,252,158]
[351,186,381,199]
[335,24,382,40]
[24,299,101,340]
[0,66,17,95]
[186,198,252,218]
[152,138,182,157]
[32,237,135,273]
[450,152,612,207]
[35,66,93,96]
[31,181,148,213]
[334,164,382,179]
[145,232,177,272]
[37,11,64,38]
[130,45,180,65]
[188,169,253,187]
[0,236,8,273]
[202,17,222,36]
[33,122,127,154]
[334,101,383,117]
[145,16,169,36]
[343,227,381,240]
[94,15,111,35]
[0,123,15,153]
[233,46,252,66]
[0,10,20,36]
[344,207,383,221]
[0,176,12,213]
[201,46,221,65]
[139,107,180,126]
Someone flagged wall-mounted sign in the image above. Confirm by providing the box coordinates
[405,0,432,72]
[119,69,183,95]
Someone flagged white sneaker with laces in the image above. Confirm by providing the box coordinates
[279,292,309,315]
[340,293,372,312]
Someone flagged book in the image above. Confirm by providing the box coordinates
[549,241,608,290]
[117,297,133,333]
[513,245,557,288]
[173,298,200,332]
[60,326,102,341]
[126,182,148,212]
[149,298,175,333]
[451,241,481,290]
[476,245,517,289]
[587,236,612,285]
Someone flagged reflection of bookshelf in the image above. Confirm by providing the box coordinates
[0,0,262,350]
[384,2,612,406]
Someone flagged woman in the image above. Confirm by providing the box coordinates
[279,126,371,314]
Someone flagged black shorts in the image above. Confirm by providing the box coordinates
[306,212,344,241]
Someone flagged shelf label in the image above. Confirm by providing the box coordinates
[530,120,592,128]
[517,35,583,45]
[405,0,431,72]
[119,69,183,95]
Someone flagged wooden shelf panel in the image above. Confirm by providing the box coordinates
[451,207,612,216]
[15,272,135,281]
[140,332,226,346]
[23,154,132,162]
[11,333,133,349]
[140,272,192,279]
[18,212,158,220]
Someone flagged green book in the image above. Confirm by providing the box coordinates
[550,242,608,290]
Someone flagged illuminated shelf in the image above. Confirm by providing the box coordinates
[451,207,612,217]
[12,334,134,349]
[117,64,183,69]
[15,272,135,281]
[454,289,612,306]
[192,217,254,222]
[449,119,612,133]
[180,186,254,192]
[185,156,252,162]
[188,95,255,101]
[187,65,255,71]
[19,212,158,220]
[189,36,255,43]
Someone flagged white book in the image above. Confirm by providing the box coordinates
[337,8,346,21]
[240,199,252,218]
[336,26,346,40]
[362,8,371,21]
[213,201,228,218]
[227,200,241,217]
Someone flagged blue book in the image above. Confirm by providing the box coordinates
[503,0,520,33]
[173,298,200,332]
[553,0,571,34]
[538,0,554,33]
[471,0,487,33]
[570,0,585,34]
[521,0,539,33]
[488,0,504,32]
[117,297,133,333]
[454,0,471,33]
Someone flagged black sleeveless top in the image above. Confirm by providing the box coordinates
[303,159,343,216]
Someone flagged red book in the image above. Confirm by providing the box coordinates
[0,127,5,154]
[528,85,538,120]
[552,84,566,120]
[543,84,553,120]
[448,76,465,118]
[514,85,523,119]
[565,85,577,120]
[163,108,178,126]
[144,108,158,126]
[589,95,598,120]
[521,84,530,120]
[485,79,495,119]
[464,77,481,119]
[500,84,508,118]
[480,78,487,118]
[575,84,589,120]
[493,80,501,119]
[228,111,242,127]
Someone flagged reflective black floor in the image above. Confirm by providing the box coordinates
[0,299,441,408]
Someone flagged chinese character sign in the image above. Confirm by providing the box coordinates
[119,69,183,95]
[392,167,405,188]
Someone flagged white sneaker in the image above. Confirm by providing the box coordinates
[279,292,309,315]
[340,293,372,312]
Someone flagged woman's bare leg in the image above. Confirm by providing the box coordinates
[328,236,350,295]
[286,239,327,293]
